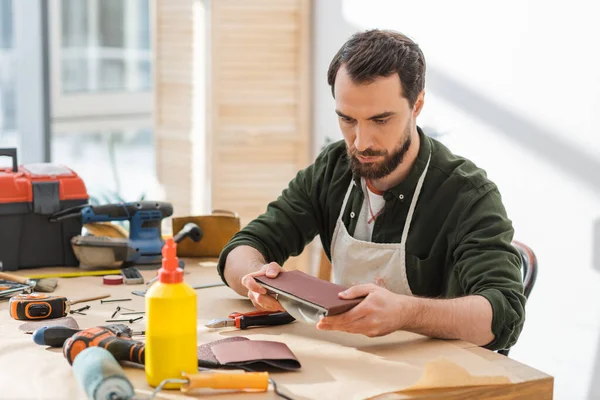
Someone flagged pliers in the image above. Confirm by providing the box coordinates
[205,310,295,329]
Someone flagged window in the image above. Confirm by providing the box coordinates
[48,0,152,121]
[49,0,156,202]
[0,0,17,155]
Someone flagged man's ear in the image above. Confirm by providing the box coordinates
[412,90,425,118]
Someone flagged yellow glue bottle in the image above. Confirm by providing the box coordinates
[145,237,197,388]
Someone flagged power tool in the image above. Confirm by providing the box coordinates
[62,324,145,365]
[50,201,202,267]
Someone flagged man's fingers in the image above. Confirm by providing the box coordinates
[318,305,366,327]
[318,316,367,333]
[338,283,377,299]
[241,275,267,294]
[242,262,283,293]
[248,290,285,312]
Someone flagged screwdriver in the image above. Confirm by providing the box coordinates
[32,325,144,348]
[33,326,80,347]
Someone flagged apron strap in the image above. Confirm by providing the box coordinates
[401,152,432,244]
[338,178,356,222]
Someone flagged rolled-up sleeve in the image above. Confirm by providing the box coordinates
[451,183,526,351]
[217,153,325,286]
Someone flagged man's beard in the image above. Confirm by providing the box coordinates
[347,127,412,180]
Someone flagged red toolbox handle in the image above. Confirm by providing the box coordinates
[0,148,18,172]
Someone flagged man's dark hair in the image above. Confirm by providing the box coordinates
[327,30,426,108]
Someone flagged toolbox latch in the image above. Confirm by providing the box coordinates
[33,182,61,215]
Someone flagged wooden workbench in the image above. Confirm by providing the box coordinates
[0,259,553,399]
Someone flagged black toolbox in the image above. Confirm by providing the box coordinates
[0,148,89,271]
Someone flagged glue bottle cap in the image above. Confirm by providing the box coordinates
[158,238,183,284]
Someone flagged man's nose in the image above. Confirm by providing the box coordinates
[354,125,375,152]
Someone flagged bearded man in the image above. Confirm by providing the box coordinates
[217,29,525,352]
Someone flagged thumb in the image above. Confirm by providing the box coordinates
[339,284,376,299]
[265,262,282,278]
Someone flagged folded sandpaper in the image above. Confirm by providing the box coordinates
[197,337,300,371]
[19,316,80,333]
[255,270,364,316]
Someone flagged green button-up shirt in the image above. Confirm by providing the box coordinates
[218,127,526,351]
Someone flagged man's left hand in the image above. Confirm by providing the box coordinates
[316,283,413,337]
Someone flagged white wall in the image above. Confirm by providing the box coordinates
[313,2,600,399]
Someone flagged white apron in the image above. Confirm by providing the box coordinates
[330,154,431,295]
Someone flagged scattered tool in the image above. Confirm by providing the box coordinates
[205,310,295,329]
[70,305,90,315]
[106,316,143,324]
[101,298,131,303]
[0,280,32,301]
[33,324,143,348]
[50,201,203,268]
[63,324,145,365]
[9,293,110,321]
[71,347,271,400]
[111,305,134,318]
[120,267,144,285]
[132,282,225,297]
[0,271,58,293]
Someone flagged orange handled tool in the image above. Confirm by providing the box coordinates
[182,371,270,392]
[63,325,145,365]
[147,371,270,399]
[9,293,110,321]
[205,310,295,329]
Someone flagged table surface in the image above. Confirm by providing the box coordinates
[0,259,554,400]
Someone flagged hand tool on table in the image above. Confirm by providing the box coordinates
[72,347,273,400]
[50,201,203,267]
[0,271,58,292]
[33,324,144,348]
[8,293,110,321]
[63,324,146,365]
[205,310,295,329]
[0,281,32,301]
[132,282,225,297]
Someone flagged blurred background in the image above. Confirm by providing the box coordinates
[0,1,598,398]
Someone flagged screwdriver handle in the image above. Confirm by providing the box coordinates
[33,326,80,347]
[182,372,270,391]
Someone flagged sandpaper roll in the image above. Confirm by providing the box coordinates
[72,347,135,400]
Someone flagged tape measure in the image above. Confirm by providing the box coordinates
[9,293,67,320]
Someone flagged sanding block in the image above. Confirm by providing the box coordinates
[255,270,364,324]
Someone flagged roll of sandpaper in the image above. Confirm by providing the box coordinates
[72,347,135,400]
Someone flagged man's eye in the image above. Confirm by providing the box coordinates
[340,116,354,123]
[374,119,388,125]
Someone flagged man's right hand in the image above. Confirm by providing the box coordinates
[241,262,286,312]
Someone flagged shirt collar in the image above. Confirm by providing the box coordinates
[351,126,431,202]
